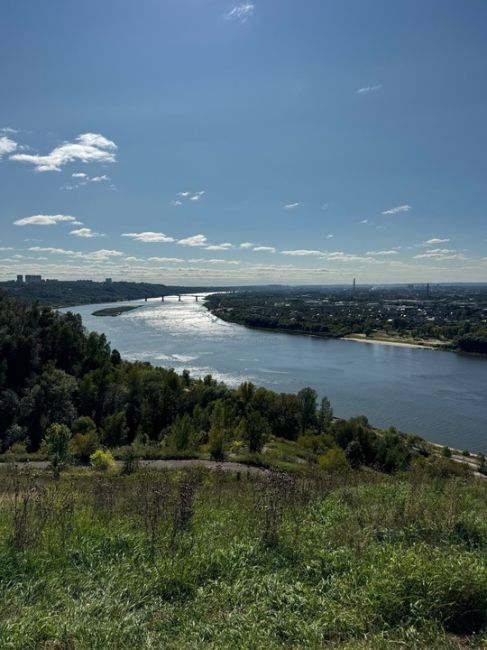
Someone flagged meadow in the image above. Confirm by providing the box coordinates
[1,463,487,649]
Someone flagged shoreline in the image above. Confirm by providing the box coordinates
[342,335,441,350]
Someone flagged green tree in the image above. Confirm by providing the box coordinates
[297,387,317,433]
[44,423,71,478]
[318,396,333,433]
[242,411,269,453]
[209,401,226,461]
[168,414,196,451]
[101,411,129,447]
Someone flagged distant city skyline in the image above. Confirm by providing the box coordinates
[1,1,486,285]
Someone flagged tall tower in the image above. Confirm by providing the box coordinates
[352,277,356,293]
[426,282,430,298]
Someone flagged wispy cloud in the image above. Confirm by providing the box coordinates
[281,249,323,257]
[381,204,412,216]
[284,202,300,209]
[414,248,464,261]
[359,219,369,224]
[14,214,77,226]
[62,172,111,191]
[147,257,184,263]
[239,242,255,249]
[0,135,18,158]
[70,227,105,238]
[366,250,399,256]
[224,3,255,22]
[171,190,206,205]
[122,232,175,243]
[356,84,382,94]
[422,238,450,246]
[29,246,123,261]
[178,234,208,247]
[205,242,234,251]
[10,132,117,172]
[253,246,276,253]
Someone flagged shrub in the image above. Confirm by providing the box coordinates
[70,431,98,463]
[90,448,116,472]
[319,447,348,472]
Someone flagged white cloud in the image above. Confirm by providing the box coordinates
[281,249,323,257]
[90,175,110,183]
[178,234,208,247]
[70,228,105,238]
[205,243,234,251]
[0,135,18,158]
[28,246,123,261]
[360,219,369,224]
[10,132,117,172]
[174,190,205,203]
[366,250,399,256]
[253,246,276,253]
[72,172,87,179]
[148,257,184,263]
[381,204,412,215]
[284,202,300,209]
[14,214,77,226]
[85,249,123,261]
[122,232,175,243]
[356,84,382,94]
[0,247,13,251]
[240,242,255,249]
[422,238,450,245]
[208,259,241,265]
[225,3,254,22]
[326,234,334,239]
[413,248,465,261]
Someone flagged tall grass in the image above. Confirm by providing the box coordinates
[0,465,486,648]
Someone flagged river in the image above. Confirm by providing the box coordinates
[63,296,487,452]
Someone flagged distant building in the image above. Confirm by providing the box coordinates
[16,274,23,284]
[25,275,42,284]
[105,278,112,284]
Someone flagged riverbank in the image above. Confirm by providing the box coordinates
[342,334,446,350]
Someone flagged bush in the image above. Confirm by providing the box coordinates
[90,449,116,472]
[319,447,348,472]
[70,432,98,463]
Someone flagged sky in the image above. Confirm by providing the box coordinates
[1,0,486,285]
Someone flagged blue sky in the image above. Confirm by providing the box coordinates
[1,0,486,284]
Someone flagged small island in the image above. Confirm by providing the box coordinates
[92,305,140,317]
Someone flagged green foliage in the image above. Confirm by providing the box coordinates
[319,446,349,471]
[167,414,197,451]
[209,401,226,461]
[90,448,116,472]
[240,411,270,453]
[44,422,71,478]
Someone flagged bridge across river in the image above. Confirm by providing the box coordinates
[144,294,204,303]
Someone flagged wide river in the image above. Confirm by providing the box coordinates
[64,296,487,452]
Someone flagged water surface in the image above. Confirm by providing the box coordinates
[64,296,487,452]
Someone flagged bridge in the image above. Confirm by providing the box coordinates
[144,294,204,303]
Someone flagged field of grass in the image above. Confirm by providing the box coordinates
[1,464,487,649]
